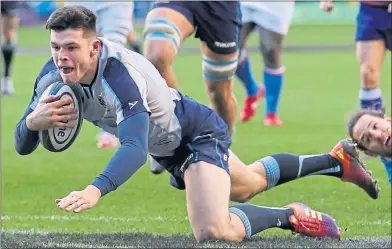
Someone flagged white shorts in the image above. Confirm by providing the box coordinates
[240,2,295,35]
[64,2,134,45]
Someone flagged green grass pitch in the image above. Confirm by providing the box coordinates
[1,25,391,248]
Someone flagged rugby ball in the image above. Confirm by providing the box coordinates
[38,81,84,152]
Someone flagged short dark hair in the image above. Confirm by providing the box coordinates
[46,5,96,34]
[347,108,385,150]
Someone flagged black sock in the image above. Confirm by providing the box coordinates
[2,41,16,77]
[229,204,294,238]
[259,153,343,190]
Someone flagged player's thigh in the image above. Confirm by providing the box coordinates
[196,2,240,56]
[184,161,232,240]
[98,4,134,45]
[257,26,285,69]
[1,2,19,39]
[356,41,386,68]
[143,2,194,56]
[228,150,267,203]
[239,6,257,49]
[355,3,389,68]
[239,22,256,49]
[197,2,240,82]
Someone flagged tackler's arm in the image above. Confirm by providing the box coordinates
[90,112,149,197]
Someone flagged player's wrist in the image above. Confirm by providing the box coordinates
[86,184,102,198]
[25,114,37,131]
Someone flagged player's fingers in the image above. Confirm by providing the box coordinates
[51,98,74,108]
[52,113,77,123]
[73,203,91,213]
[54,107,77,115]
[51,121,76,128]
[65,199,86,212]
[55,199,62,204]
[58,195,82,210]
[39,95,60,104]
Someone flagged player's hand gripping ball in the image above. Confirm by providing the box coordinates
[38,81,84,152]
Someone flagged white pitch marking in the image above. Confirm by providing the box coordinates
[1,215,168,223]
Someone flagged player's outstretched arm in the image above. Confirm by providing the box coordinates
[91,112,149,196]
[56,112,149,213]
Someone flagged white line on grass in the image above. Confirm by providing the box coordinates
[1,215,169,223]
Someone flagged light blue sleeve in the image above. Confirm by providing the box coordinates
[380,157,392,184]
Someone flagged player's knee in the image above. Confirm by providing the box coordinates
[202,55,238,82]
[144,46,172,72]
[232,194,250,204]
[360,63,380,88]
[261,46,282,69]
[143,19,181,70]
[206,82,234,109]
[143,18,181,54]
[195,224,226,242]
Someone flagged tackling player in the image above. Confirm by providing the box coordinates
[235,1,295,125]
[320,0,392,184]
[15,6,379,243]
[347,109,391,184]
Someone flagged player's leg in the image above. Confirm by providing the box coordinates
[356,42,385,111]
[196,2,241,135]
[182,118,340,241]
[121,2,142,54]
[1,2,19,95]
[355,2,392,181]
[185,162,340,241]
[184,161,245,242]
[99,3,134,46]
[184,161,337,241]
[228,139,379,203]
[127,31,142,54]
[235,21,265,122]
[143,2,194,89]
[257,26,285,126]
[200,44,238,135]
[234,5,265,122]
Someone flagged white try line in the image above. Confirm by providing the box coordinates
[1,215,171,223]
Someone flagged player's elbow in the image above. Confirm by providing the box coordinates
[14,127,38,156]
[14,138,38,156]
[137,146,148,167]
[122,139,148,166]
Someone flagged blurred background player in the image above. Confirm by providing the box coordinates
[235,1,295,126]
[1,1,20,95]
[320,0,392,185]
[127,30,142,54]
[63,1,137,148]
[142,1,241,174]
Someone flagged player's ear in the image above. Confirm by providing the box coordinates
[91,39,100,57]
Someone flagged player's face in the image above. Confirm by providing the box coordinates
[50,28,97,84]
[353,114,391,157]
